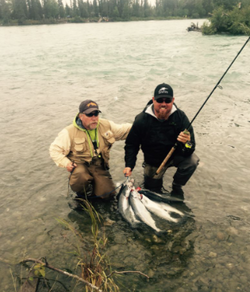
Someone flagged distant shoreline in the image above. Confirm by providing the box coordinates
[1,16,199,27]
[3,17,249,36]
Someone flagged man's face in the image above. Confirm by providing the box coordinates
[79,111,99,130]
[152,96,175,120]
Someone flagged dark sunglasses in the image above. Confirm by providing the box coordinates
[155,97,173,104]
[85,111,99,117]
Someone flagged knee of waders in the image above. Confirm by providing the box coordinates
[76,183,94,198]
[144,176,163,193]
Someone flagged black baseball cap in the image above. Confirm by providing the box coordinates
[154,83,174,99]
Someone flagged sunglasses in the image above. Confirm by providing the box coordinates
[85,111,99,117]
[155,97,173,104]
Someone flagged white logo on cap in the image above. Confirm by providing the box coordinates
[158,87,169,94]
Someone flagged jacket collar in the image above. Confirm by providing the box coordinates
[145,103,177,120]
[73,114,100,131]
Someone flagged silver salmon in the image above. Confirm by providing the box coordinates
[130,189,162,233]
[118,181,141,228]
[141,195,185,223]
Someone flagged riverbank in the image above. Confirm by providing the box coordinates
[1,16,194,26]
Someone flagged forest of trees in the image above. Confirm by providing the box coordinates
[0,0,250,35]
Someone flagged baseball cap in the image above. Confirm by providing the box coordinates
[154,83,174,99]
[79,100,101,114]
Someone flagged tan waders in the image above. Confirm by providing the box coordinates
[69,157,116,199]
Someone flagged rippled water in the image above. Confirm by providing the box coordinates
[1,20,250,291]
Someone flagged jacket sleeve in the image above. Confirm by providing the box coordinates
[49,129,72,168]
[124,117,142,170]
[109,120,132,140]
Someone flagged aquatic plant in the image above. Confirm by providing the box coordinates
[18,198,148,291]
[63,198,120,291]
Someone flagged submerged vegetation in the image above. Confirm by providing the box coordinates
[17,199,148,291]
[0,0,249,35]
[18,199,119,291]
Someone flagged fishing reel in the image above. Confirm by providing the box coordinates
[185,141,193,149]
[183,129,192,149]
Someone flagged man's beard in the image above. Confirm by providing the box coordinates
[155,107,170,120]
[88,122,98,130]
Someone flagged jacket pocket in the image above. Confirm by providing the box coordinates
[74,137,87,152]
[102,130,115,145]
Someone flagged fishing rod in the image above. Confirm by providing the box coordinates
[155,36,250,175]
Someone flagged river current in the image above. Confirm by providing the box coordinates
[0,19,250,291]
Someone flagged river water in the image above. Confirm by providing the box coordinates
[0,19,250,291]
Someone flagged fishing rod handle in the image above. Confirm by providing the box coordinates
[155,144,177,175]
[155,129,189,175]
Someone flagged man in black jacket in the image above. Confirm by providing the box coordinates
[123,83,199,199]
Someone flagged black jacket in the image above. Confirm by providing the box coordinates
[125,103,196,169]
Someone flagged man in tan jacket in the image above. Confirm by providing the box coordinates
[50,100,131,202]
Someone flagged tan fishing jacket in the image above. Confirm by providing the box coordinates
[50,117,131,168]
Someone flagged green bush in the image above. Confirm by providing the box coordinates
[201,4,250,35]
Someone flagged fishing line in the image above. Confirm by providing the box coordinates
[67,161,76,197]
[156,36,250,175]
[186,36,250,130]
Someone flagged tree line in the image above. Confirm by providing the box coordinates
[1,0,250,35]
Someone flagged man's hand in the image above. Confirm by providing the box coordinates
[177,131,191,145]
[123,167,132,177]
[66,162,77,172]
